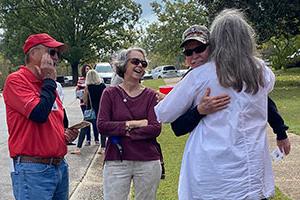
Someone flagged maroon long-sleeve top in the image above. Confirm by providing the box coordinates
[97,86,161,161]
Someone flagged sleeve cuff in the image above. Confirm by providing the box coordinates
[43,79,57,90]
[191,106,206,121]
[276,130,288,140]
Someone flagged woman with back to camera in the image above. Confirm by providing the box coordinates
[97,47,162,200]
[72,69,106,154]
[155,9,275,199]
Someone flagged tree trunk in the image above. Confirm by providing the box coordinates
[71,61,79,85]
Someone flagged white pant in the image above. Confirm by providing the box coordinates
[103,160,161,200]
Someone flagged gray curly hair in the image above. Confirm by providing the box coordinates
[115,47,147,78]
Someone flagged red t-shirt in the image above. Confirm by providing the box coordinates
[3,66,66,158]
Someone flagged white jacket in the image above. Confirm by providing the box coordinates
[155,61,275,200]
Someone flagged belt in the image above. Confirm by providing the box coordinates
[13,156,64,166]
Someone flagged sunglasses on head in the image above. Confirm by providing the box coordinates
[48,48,61,59]
[128,58,148,68]
[183,44,208,57]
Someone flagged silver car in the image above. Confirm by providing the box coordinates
[94,62,113,85]
[152,65,179,79]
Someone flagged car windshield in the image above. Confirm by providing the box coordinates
[95,64,112,73]
[163,66,176,70]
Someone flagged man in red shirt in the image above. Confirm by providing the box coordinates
[3,33,79,200]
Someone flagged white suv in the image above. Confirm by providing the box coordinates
[152,65,179,79]
[94,62,113,85]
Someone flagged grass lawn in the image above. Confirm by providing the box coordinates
[142,72,297,199]
[270,68,300,134]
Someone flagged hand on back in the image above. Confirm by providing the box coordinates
[197,88,230,115]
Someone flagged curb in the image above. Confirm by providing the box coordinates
[70,147,104,200]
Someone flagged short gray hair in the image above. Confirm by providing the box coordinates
[115,47,147,78]
[24,44,44,64]
[210,9,264,94]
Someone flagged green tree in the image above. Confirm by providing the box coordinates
[0,0,141,84]
[140,0,208,67]
[198,0,300,69]
[261,35,300,70]
[0,52,13,89]
[198,0,300,43]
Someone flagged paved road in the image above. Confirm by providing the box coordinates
[0,89,14,200]
[268,131,300,200]
[0,87,101,200]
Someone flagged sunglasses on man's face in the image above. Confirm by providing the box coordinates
[183,44,208,57]
[128,58,148,68]
[48,48,61,59]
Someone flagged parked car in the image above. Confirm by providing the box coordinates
[178,69,189,77]
[286,49,300,68]
[64,76,73,85]
[142,70,153,80]
[94,62,113,85]
[56,75,73,86]
[56,76,65,85]
[152,65,179,79]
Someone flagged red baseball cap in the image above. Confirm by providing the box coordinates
[23,33,65,53]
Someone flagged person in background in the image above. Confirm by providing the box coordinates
[75,64,93,146]
[155,9,277,199]
[56,81,69,129]
[71,70,106,155]
[109,51,124,86]
[170,24,290,155]
[97,47,162,200]
[3,33,79,200]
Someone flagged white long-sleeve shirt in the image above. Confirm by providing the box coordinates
[155,60,275,200]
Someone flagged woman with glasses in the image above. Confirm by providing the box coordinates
[97,47,162,200]
[155,9,277,199]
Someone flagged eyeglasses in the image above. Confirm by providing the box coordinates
[183,44,208,57]
[128,58,148,68]
[48,48,61,59]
